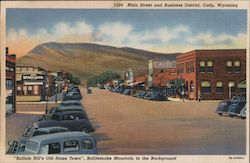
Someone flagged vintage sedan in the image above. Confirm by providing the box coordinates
[18,132,97,154]
[228,101,246,117]
[35,111,95,133]
[144,91,166,101]
[216,100,232,116]
[7,127,68,154]
[60,100,82,107]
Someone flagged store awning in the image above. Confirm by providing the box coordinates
[128,81,144,86]
[237,80,246,89]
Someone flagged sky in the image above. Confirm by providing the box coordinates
[6,9,247,58]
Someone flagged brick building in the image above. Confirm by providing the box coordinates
[176,49,246,100]
[6,50,16,114]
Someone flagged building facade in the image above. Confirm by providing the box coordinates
[176,49,246,100]
[6,52,16,114]
[16,65,46,102]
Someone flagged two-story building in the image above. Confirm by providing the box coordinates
[176,49,246,100]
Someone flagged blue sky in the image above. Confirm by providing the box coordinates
[6,9,247,57]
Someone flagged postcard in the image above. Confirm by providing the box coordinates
[0,0,249,163]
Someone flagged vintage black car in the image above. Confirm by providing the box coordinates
[216,100,232,116]
[63,92,82,101]
[228,101,246,117]
[144,91,166,101]
[7,127,68,154]
[60,100,82,107]
[34,111,95,133]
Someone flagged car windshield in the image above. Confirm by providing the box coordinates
[23,126,34,137]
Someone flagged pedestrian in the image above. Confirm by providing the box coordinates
[181,90,185,102]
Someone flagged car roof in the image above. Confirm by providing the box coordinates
[53,110,84,115]
[37,127,68,132]
[57,105,84,110]
[61,100,81,104]
[28,131,92,143]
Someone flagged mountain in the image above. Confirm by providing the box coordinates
[17,42,179,82]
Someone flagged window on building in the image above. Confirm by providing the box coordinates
[34,85,39,95]
[207,61,213,73]
[226,60,233,72]
[6,80,13,89]
[199,61,205,73]
[228,81,235,92]
[234,60,241,72]
[201,81,211,94]
[190,81,194,92]
[28,86,33,95]
[17,86,22,95]
[23,86,27,95]
[216,81,223,93]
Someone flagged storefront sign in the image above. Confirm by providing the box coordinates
[23,75,44,80]
[24,81,44,85]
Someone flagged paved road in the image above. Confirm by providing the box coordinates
[82,88,246,155]
[6,88,246,155]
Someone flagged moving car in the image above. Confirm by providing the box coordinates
[34,111,95,133]
[16,132,97,154]
[7,127,68,154]
[228,101,246,117]
[122,89,133,95]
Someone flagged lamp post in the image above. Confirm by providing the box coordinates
[45,83,49,114]
[55,83,58,103]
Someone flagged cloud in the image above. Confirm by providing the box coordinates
[6,21,246,58]
[7,21,94,57]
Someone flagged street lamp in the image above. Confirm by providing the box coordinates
[45,83,49,114]
[228,82,233,99]
[55,83,58,103]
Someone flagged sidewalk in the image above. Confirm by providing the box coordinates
[168,97,221,103]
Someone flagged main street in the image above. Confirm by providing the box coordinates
[82,88,246,155]
[6,87,246,155]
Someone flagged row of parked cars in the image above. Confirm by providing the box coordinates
[7,85,98,155]
[109,86,167,101]
[216,95,246,119]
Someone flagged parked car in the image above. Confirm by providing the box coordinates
[7,127,68,154]
[144,91,166,101]
[15,131,97,154]
[122,89,133,95]
[228,101,246,117]
[49,105,84,114]
[35,111,95,133]
[60,100,82,107]
[63,92,82,101]
[239,105,246,119]
[132,91,147,98]
[216,100,232,116]
[231,95,246,102]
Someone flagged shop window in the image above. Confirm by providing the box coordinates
[199,61,205,73]
[64,140,79,152]
[6,80,13,89]
[34,85,39,95]
[201,81,211,94]
[28,86,32,95]
[82,140,93,150]
[207,61,213,73]
[234,60,241,72]
[216,81,223,93]
[190,81,194,92]
[23,86,28,95]
[226,60,233,72]
[17,86,22,95]
[228,81,235,92]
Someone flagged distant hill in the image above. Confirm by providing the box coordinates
[17,42,179,82]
